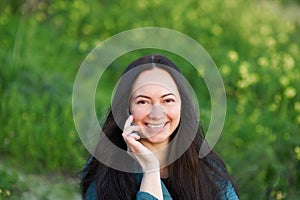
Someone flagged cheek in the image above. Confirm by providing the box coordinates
[166,108,181,133]
[166,107,181,120]
[130,108,149,121]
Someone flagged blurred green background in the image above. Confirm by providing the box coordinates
[1,0,300,199]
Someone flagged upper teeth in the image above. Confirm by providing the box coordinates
[147,123,164,128]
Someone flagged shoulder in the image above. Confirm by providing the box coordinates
[85,180,97,200]
[205,156,239,199]
[82,156,97,200]
[218,179,239,200]
[136,191,158,200]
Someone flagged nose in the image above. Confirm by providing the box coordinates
[149,105,164,119]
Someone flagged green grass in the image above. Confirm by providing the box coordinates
[0,161,80,199]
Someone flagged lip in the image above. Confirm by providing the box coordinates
[146,122,165,128]
[143,121,169,137]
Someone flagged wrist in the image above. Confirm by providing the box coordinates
[143,160,160,173]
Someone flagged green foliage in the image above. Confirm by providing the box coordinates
[0,168,25,199]
[0,0,300,199]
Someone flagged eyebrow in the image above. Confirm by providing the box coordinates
[161,93,176,98]
[135,93,176,99]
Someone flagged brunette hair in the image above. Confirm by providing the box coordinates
[80,54,238,200]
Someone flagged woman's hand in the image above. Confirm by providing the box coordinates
[122,115,159,173]
[122,115,163,199]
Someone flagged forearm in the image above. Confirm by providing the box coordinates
[139,170,163,200]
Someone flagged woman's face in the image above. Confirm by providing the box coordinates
[129,68,181,149]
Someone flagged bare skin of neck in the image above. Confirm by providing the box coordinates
[140,139,170,178]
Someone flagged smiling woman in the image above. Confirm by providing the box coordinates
[80,54,239,200]
[129,68,181,149]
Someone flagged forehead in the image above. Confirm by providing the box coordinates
[131,68,179,95]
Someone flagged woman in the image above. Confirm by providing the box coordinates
[81,54,239,200]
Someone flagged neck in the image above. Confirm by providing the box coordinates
[141,140,170,176]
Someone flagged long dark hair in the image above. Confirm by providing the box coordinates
[80,54,238,200]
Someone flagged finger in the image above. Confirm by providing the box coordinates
[130,132,141,140]
[122,131,140,143]
[123,125,141,136]
[124,115,134,130]
[122,132,141,149]
[126,137,148,152]
[123,136,136,154]
[122,131,138,143]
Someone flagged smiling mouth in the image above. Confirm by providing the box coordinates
[146,122,166,129]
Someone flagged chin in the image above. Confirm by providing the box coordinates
[142,133,171,146]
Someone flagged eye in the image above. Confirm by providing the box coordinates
[163,98,175,103]
[136,99,149,105]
